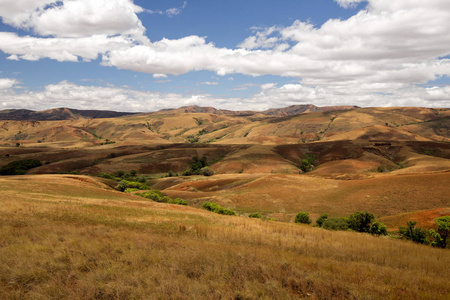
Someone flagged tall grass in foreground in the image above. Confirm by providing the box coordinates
[0,195,449,299]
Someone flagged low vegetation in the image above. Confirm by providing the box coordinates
[0,178,449,299]
[299,154,315,173]
[249,212,262,218]
[399,216,449,248]
[312,211,388,236]
[0,159,42,175]
[115,180,150,192]
[294,212,312,224]
[183,156,214,176]
[136,190,188,205]
[202,201,236,215]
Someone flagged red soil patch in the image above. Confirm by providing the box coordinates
[380,208,450,231]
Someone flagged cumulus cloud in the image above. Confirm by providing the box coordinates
[0,80,448,113]
[0,32,134,62]
[0,0,148,42]
[0,78,20,90]
[0,0,449,108]
[0,80,227,112]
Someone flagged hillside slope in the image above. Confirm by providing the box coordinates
[1,174,449,299]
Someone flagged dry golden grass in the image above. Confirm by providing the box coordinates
[1,175,449,299]
[162,172,450,223]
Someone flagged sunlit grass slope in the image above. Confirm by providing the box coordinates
[1,175,449,299]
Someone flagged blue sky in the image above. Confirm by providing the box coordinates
[0,0,449,112]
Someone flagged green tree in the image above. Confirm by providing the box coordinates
[295,212,312,224]
[0,159,42,175]
[348,211,375,233]
[434,216,450,248]
[399,221,429,245]
[322,217,349,231]
[315,213,328,227]
[299,154,315,173]
[370,221,388,236]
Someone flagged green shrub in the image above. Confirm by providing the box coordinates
[137,190,165,202]
[299,154,315,173]
[136,191,188,206]
[434,216,449,248]
[115,180,149,192]
[202,201,236,215]
[136,175,147,183]
[249,212,262,219]
[183,156,209,176]
[322,217,349,231]
[315,213,328,227]
[370,221,388,236]
[347,211,375,233]
[124,188,139,193]
[168,198,188,205]
[201,167,214,176]
[97,172,117,180]
[294,212,312,224]
[0,159,42,175]
[399,221,429,245]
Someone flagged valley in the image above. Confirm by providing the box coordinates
[0,105,449,299]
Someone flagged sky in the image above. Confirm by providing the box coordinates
[0,0,449,112]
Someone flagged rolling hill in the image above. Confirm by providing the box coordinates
[0,105,449,298]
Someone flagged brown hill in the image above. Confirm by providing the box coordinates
[0,107,136,120]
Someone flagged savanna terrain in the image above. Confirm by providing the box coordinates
[0,105,449,299]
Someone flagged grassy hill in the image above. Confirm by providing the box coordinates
[0,175,449,299]
[0,105,449,298]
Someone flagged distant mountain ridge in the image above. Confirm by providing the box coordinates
[0,107,136,121]
[161,104,359,117]
[0,105,359,120]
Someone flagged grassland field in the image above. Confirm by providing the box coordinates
[0,106,449,299]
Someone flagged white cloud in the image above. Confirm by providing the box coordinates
[143,1,187,17]
[0,0,449,108]
[0,32,133,62]
[0,80,448,113]
[201,82,219,85]
[238,26,281,50]
[0,78,20,90]
[6,54,20,61]
[0,0,149,42]
[0,0,54,27]
[334,0,366,9]
[165,1,187,17]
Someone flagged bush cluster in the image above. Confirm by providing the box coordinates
[399,217,449,248]
[136,190,188,205]
[182,156,214,176]
[297,211,388,236]
[115,180,150,192]
[249,212,262,219]
[294,212,312,224]
[202,201,236,215]
[299,154,316,173]
[98,170,146,183]
[0,159,42,175]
